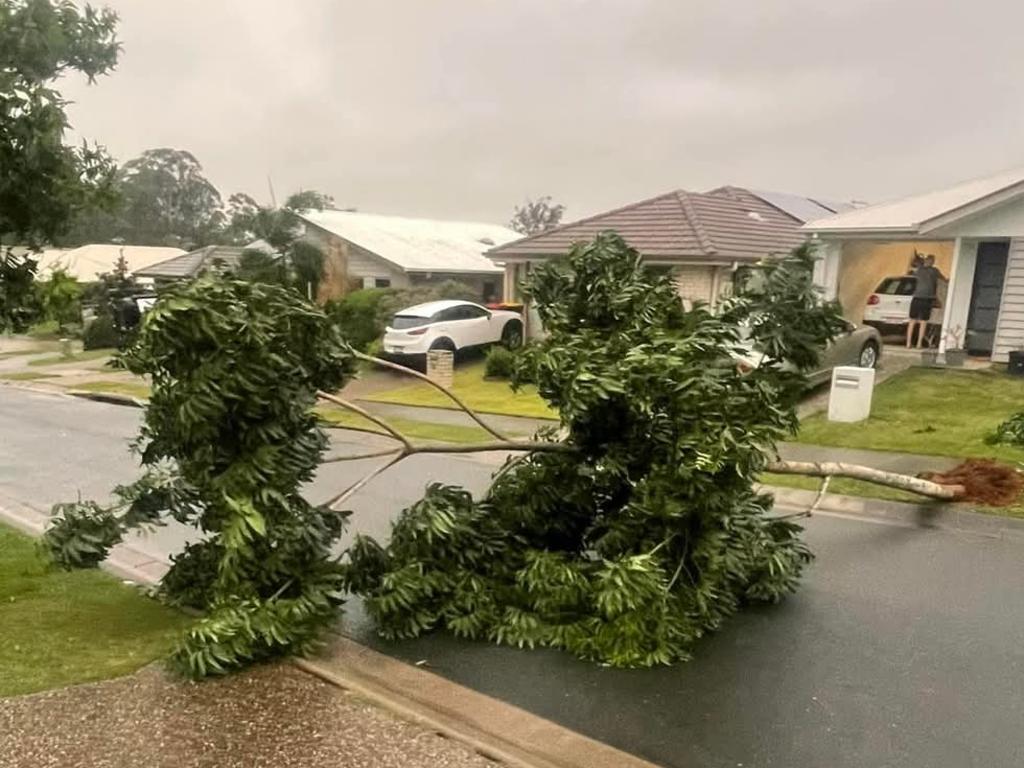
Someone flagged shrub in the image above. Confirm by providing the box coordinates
[326,288,388,351]
[988,412,1024,446]
[484,345,515,379]
[82,314,120,350]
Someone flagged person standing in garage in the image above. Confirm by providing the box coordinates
[907,254,945,348]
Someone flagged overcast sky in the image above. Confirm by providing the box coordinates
[61,0,1024,224]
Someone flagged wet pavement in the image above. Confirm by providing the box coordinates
[346,515,1024,768]
[0,663,496,768]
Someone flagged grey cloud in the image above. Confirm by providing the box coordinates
[60,0,1024,223]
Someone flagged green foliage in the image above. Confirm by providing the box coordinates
[82,313,119,349]
[484,345,516,379]
[325,288,387,351]
[988,412,1024,446]
[36,267,81,330]
[346,233,843,667]
[0,0,120,330]
[42,276,357,677]
[42,500,122,569]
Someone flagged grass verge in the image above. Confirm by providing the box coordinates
[315,405,510,444]
[0,524,187,697]
[364,361,556,420]
[797,367,1024,463]
[73,379,152,399]
[27,348,114,368]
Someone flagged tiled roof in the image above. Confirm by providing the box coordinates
[134,245,248,279]
[487,187,806,263]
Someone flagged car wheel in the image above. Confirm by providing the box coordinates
[430,337,456,353]
[501,321,523,349]
[858,341,879,369]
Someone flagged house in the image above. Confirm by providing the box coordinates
[36,244,186,284]
[299,210,518,303]
[804,168,1024,361]
[133,241,276,284]
[486,187,854,317]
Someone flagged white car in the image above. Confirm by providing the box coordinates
[863,274,946,333]
[382,300,524,364]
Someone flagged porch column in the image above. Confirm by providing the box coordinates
[938,237,971,357]
[814,240,841,301]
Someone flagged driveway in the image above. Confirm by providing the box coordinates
[2,387,1023,767]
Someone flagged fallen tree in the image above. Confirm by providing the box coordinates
[41,234,964,678]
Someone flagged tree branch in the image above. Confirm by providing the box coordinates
[323,451,405,510]
[354,352,512,441]
[316,390,413,450]
[766,459,963,500]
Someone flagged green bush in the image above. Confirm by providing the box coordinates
[326,288,388,351]
[988,412,1024,446]
[82,314,120,350]
[484,345,515,379]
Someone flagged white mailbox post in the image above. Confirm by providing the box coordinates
[827,366,876,423]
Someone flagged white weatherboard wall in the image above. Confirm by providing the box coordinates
[992,238,1024,361]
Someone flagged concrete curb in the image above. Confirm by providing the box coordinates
[764,484,1024,539]
[0,499,658,768]
[297,636,660,768]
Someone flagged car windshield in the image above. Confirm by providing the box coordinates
[875,276,916,296]
[390,314,431,330]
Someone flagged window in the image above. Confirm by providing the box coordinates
[390,315,430,330]
[875,277,917,296]
[374,278,391,288]
[460,304,489,319]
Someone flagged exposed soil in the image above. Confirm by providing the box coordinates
[922,459,1024,506]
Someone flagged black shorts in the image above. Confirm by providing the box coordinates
[909,297,935,321]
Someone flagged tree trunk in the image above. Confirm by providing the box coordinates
[766,460,964,501]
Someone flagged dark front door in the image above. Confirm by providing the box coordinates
[966,241,1009,354]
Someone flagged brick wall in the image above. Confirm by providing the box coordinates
[673,266,715,303]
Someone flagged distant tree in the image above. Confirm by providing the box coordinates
[509,196,565,236]
[284,189,334,212]
[0,0,121,331]
[117,148,225,248]
[223,192,261,244]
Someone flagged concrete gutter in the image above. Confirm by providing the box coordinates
[0,497,661,768]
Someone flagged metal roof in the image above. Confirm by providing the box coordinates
[300,210,514,274]
[36,245,186,282]
[804,168,1024,234]
[488,186,806,262]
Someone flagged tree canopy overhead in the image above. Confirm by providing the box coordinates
[0,0,120,330]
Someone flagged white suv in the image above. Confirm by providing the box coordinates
[382,300,524,365]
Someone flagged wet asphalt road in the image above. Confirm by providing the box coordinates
[3,387,1024,767]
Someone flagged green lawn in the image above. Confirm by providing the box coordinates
[0,371,59,381]
[315,405,509,444]
[797,368,1024,463]
[27,348,113,368]
[0,524,187,697]
[73,379,152,399]
[364,362,557,420]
